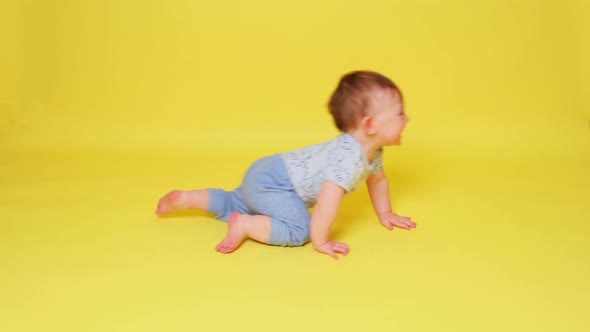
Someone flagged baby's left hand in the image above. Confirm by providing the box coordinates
[378,211,417,231]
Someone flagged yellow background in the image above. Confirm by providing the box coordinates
[1,0,589,331]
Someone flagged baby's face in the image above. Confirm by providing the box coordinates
[371,89,408,146]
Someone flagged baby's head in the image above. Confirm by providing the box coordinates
[328,70,408,146]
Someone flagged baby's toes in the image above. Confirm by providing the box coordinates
[215,243,223,252]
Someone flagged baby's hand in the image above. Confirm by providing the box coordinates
[313,241,350,260]
[379,211,417,231]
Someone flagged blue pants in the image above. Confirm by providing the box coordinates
[207,154,311,246]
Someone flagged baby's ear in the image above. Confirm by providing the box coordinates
[361,116,376,135]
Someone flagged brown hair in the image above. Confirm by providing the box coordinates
[328,70,401,132]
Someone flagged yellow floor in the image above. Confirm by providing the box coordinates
[2,1,590,331]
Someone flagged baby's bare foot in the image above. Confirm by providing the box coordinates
[215,213,246,254]
[155,190,188,215]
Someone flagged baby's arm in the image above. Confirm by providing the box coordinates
[366,171,417,230]
[310,181,349,259]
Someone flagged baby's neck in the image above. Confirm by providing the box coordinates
[346,131,381,161]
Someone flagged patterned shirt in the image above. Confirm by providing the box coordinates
[280,133,383,207]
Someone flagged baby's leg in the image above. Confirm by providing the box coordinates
[155,189,209,215]
[215,212,271,254]
[215,187,310,254]
[215,154,310,254]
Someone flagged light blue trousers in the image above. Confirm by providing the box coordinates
[207,154,311,246]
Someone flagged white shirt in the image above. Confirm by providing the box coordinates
[280,133,383,207]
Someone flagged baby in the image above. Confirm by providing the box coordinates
[156,70,416,259]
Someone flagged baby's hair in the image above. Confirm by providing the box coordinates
[328,70,402,132]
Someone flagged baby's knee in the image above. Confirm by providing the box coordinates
[268,220,309,247]
[288,228,309,246]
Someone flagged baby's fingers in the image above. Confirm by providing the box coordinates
[392,217,417,230]
[381,220,394,230]
[392,219,411,229]
[327,250,339,260]
[333,243,350,256]
[402,217,417,228]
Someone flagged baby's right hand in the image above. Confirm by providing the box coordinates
[379,211,417,231]
[313,241,350,259]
